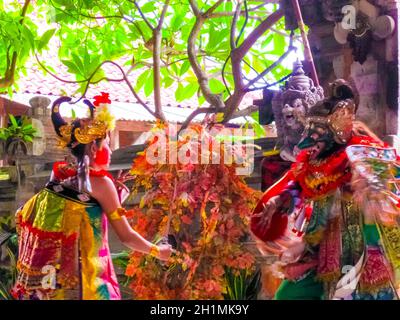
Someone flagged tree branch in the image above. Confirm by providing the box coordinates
[35,54,89,83]
[36,54,159,120]
[221,54,232,97]
[78,13,133,23]
[130,0,155,30]
[188,0,226,109]
[203,0,225,17]
[94,61,159,120]
[222,9,284,122]
[157,0,170,30]
[245,46,294,89]
[210,13,263,21]
[0,0,31,88]
[232,9,283,61]
[230,105,259,119]
[178,106,222,133]
[188,0,201,17]
[245,72,292,92]
[243,58,268,84]
[230,2,242,49]
[235,0,248,46]
[152,0,170,121]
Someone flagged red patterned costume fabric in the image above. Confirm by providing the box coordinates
[251,80,400,300]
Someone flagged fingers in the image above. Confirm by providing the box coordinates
[116,170,131,183]
[252,212,263,218]
[263,241,286,255]
[159,244,174,261]
[116,170,122,179]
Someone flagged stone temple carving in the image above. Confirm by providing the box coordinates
[272,61,324,162]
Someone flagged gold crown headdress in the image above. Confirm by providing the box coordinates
[52,93,116,148]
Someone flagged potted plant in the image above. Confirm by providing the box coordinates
[0,115,37,186]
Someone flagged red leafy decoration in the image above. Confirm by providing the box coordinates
[125,123,261,299]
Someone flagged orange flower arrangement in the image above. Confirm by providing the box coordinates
[125,123,260,299]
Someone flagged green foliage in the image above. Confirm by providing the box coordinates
[0,216,18,300]
[111,251,131,287]
[1,0,296,129]
[0,1,41,90]
[223,267,261,300]
[37,28,56,51]
[0,115,37,144]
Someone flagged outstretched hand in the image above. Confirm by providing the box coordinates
[157,244,174,262]
[253,196,281,231]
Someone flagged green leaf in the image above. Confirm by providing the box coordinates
[144,71,154,97]
[21,124,32,131]
[83,51,90,69]
[163,76,174,89]
[71,108,76,119]
[182,83,199,100]
[261,34,274,49]
[179,61,191,77]
[8,115,18,128]
[135,69,151,91]
[7,87,13,99]
[71,53,84,74]
[38,28,56,51]
[272,34,285,55]
[175,82,184,102]
[198,95,206,106]
[61,60,80,75]
[21,25,35,49]
[171,13,184,32]
[140,2,156,14]
[253,122,266,138]
[253,56,265,73]
[209,78,225,94]
[250,111,259,122]
[90,68,106,83]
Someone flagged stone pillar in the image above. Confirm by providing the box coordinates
[350,55,386,135]
[28,96,51,172]
[26,96,68,169]
[110,127,120,151]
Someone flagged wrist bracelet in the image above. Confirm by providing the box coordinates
[149,244,160,258]
[108,207,127,221]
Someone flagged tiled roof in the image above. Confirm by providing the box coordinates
[10,51,261,124]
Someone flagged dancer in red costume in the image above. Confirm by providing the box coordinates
[12,93,172,300]
[251,80,400,300]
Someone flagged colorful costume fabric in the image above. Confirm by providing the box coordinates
[12,180,121,300]
[252,135,400,300]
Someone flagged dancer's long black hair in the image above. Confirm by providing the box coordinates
[51,97,98,192]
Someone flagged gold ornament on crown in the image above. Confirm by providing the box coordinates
[56,105,115,148]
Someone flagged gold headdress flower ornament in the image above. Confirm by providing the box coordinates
[51,93,116,149]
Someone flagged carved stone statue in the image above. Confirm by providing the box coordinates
[272,61,324,162]
[321,0,352,22]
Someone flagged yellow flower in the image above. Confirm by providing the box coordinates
[215,113,224,122]
[95,104,116,131]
